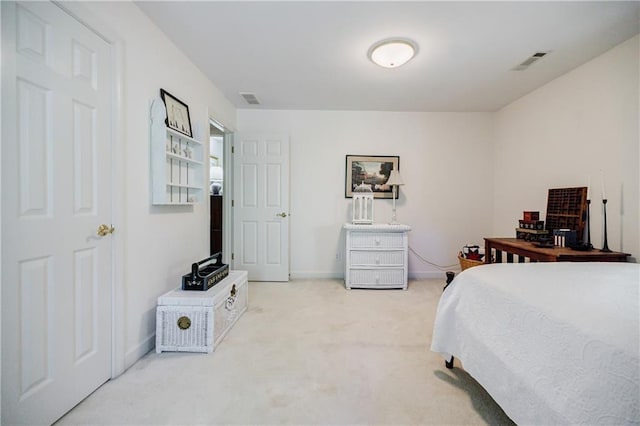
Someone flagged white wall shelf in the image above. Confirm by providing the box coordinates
[150,97,204,205]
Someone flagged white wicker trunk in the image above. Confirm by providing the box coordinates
[156,270,248,353]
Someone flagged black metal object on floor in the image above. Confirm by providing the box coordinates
[443,271,456,369]
[443,271,455,291]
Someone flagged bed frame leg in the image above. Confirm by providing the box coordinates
[443,271,455,291]
[443,273,456,369]
[445,356,454,369]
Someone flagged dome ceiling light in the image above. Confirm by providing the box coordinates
[368,38,418,68]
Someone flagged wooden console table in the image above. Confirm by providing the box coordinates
[484,237,630,263]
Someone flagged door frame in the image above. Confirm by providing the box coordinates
[223,131,234,266]
[208,116,234,267]
[51,1,126,377]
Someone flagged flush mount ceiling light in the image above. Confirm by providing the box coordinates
[368,38,418,68]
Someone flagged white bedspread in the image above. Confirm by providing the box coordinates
[431,262,639,425]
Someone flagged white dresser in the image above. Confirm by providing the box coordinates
[344,223,411,290]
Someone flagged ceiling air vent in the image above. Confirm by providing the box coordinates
[239,92,260,105]
[512,51,549,71]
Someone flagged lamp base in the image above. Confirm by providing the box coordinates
[390,186,399,225]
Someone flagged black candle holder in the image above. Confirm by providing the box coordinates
[569,199,594,251]
[583,199,593,250]
[601,199,611,252]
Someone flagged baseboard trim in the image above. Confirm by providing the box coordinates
[124,333,155,370]
[409,271,454,280]
[289,271,344,280]
[288,271,454,280]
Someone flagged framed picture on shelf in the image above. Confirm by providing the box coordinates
[345,155,399,198]
[160,88,192,137]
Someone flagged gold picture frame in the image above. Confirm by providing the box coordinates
[345,155,399,198]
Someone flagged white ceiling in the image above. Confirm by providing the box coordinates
[136,1,640,112]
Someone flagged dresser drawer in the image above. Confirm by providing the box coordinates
[349,232,404,249]
[349,250,404,266]
[349,268,405,287]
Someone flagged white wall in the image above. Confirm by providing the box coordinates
[80,2,236,368]
[237,110,494,279]
[493,35,639,260]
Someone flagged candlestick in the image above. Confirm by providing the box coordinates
[601,199,611,252]
[584,199,592,249]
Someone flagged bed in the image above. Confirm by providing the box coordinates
[431,262,639,425]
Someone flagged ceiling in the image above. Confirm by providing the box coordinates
[136,1,640,112]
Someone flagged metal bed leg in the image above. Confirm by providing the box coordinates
[443,272,456,369]
[445,356,454,369]
[443,271,455,291]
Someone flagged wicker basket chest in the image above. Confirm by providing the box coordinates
[155,270,248,353]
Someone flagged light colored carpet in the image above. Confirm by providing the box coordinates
[57,279,515,425]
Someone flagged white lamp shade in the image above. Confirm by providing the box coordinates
[210,165,223,181]
[387,170,405,186]
[368,39,417,68]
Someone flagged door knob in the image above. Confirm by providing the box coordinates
[276,212,288,218]
[97,224,115,237]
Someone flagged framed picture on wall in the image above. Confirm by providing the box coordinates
[160,89,192,137]
[345,155,399,198]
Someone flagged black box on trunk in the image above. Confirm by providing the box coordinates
[181,252,229,291]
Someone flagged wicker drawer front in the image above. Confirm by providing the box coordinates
[349,269,405,287]
[156,306,213,353]
[350,232,404,249]
[350,250,404,266]
[213,280,248,344]
[343,224,410,290]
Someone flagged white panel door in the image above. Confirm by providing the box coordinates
[1,2,113,424]
[233,135,289,281]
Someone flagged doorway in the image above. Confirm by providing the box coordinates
[209,121,225,255]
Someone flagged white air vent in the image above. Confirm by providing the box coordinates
[512,51,549,71]
[239,92,260,105]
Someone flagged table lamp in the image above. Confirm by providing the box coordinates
[387,170,405,224]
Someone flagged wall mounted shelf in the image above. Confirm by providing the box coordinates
[150,97,203,205]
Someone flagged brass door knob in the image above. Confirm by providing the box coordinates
[276,212,288,218]
[97,224,115,237]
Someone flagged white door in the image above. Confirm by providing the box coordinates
[233,135,290,281]
[1,2,114,424]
